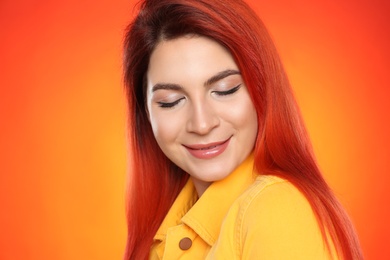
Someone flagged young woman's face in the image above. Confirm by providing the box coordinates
[146,36,258,195]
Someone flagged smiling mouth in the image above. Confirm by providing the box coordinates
[199,145,217,150]
[185,138,229,150]
[184,137,231,159]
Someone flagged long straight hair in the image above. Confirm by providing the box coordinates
[123,0,363,259]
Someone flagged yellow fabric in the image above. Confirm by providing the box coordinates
[150,155,337,259]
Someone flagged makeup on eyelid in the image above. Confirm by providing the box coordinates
[152,80,243,108]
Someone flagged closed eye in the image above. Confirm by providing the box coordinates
[157,97,185,108]
[213,84,241,96]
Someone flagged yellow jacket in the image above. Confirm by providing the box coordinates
[150,155,337,259]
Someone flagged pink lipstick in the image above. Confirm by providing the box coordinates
[184,137,230,159]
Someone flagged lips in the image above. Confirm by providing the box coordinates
[184,137,231,159]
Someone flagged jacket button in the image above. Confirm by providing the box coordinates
[179,237,192,250]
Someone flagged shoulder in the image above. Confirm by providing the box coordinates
[232,175,334,259]
[237,175,314,223]
[234,175,317,235]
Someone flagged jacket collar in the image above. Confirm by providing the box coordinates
[154,154,256,246]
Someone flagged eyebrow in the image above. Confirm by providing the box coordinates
[151,69,241,92]
[152,83,182,92]
[204,69,241,87]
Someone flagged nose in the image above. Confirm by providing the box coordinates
[186,99,220,135]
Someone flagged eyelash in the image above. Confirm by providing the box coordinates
[157,97,185,108]
[213,84,241,96]
[156,84,241,108]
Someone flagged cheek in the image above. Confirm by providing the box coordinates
[244,102,258,130]
[223,98,258,131]
[149,110,183,146]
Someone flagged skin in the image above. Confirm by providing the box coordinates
[146,35,258,196]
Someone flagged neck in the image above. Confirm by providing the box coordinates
[191,177,212,197]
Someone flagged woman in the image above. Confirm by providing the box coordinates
[123,0,363,259]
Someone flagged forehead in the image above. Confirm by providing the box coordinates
[147,36,238,84]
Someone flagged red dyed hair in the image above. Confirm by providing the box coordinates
[123,0,363,259]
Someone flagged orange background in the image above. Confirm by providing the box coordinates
[0,0,389,259]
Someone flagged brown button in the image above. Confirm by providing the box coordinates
[179,237,192,250]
